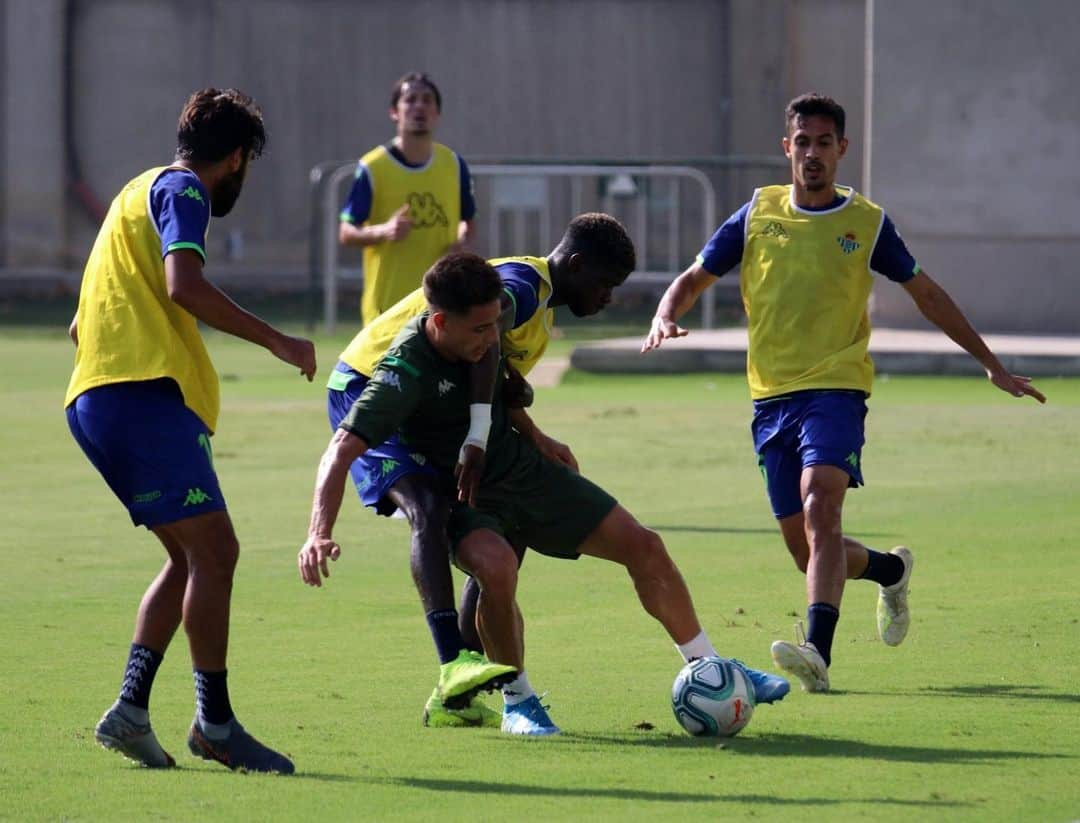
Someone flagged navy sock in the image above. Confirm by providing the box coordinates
[118,643,164,710]
[806,603,840,667]
[426,609,466,664]
[858,549,904,587]
[194,669,235,726]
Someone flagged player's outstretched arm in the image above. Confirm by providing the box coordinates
[641,263,716,353]
[902,270,1046,403]
[299,428,369,587]
[165,249,316,381]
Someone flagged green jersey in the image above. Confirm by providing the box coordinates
[339,313,529,481]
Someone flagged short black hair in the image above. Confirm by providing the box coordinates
[557,213,636,276]
[176,88,266,163]
[785,93,846,139]
[423,252,502,315]
[391,72,442,112]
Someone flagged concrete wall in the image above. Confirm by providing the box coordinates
[869,0,1080,333]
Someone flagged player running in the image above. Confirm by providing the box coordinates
[642,93,1045,692]
[300,253,789,735]
[65,89,314,772]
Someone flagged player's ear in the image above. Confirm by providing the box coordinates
[838,136,849,157]
[226,146,244,173]
[782,136,792,158]
[430,310,448,331]
[566,252,584,273]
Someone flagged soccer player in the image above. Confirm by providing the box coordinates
[339,72,476,326]
[300,253,789,735]
[326,214,638,728]
[641,93,1045,693]
[65,89,315,772]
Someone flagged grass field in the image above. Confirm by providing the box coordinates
[2,326,1078,822]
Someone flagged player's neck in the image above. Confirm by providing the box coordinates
[791,180,837,209]
[393,134,434,166]
[545,254,567,307]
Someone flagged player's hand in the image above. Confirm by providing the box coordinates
[534,433,579,473]
[298,536,341,587]
[272,334,317,381]
[502,364,534,409]
[455,444,485,506]
[384,204,413,242]
[987,369,1046,403]
[641,316,688,353]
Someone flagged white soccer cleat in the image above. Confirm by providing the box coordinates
[877,546,914,647]
[770,624,829,693]
[95,702,175,768]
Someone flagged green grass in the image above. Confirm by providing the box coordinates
[2,329,1078,822]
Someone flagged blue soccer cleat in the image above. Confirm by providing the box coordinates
[732,659,791,704]
[501,695,560,736]
[187,719,295,774]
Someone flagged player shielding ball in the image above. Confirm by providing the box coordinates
[65,89,315,772]
[642,93,1044,693]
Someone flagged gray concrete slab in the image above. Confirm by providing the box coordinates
[570,328,1080,377]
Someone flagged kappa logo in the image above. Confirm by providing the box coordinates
[438,378,455,396]
[837,232,861,255]
[406,192,448,229]
[409,452,427,466]
[183,487,212,506]
[375,370,403,391]
[761,220,789,239]
[180,185,205,205]
[380,458,400,477]
[845,451,859,469]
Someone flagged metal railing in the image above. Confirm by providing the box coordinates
[308,156,786,333]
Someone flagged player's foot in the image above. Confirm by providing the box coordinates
[730,659,790,704]
[877,546,914,646]
[437,650,518,710]
[94,702,175,768]
[501,695,560,736]
[422,687,501,728]
[771,625,829,693]
[187,719,295,774]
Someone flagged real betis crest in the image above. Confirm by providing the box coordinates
[837,232,861,254]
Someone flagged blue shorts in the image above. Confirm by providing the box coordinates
[66,378,226,528]
[751,390,868,519]
[327,361,439,517]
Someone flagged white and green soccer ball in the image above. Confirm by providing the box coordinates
[671,656,755,737]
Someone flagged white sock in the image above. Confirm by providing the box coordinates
[676,630,718,663]
[501,672,536,706]
[115,699,148,725]
[197,714,234,740]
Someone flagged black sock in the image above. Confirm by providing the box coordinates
[194,669,234,725]
[806,603,839,667]
[118,643,164,710]
[858,549,904,587]
[426,609,466,664]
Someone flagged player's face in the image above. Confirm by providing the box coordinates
[783,115,847,193]
[391,84,440,137]
[565,257,628,317]
[441,299,502,362]
[210,153,249,217]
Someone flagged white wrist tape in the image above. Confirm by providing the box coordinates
[461,403,492,454]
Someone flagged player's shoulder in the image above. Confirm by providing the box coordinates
[492,256,546,278]
[151,166,207,203]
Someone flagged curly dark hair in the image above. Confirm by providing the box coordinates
[557,213,636,276]
[785,93,846,139]
[176,88,266,164]
[423,252,502,315]
[390,72,442,112]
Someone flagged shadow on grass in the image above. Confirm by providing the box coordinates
[844,683,1080,705]
[377,775,967,808]
[646,524,898,538]
[553,730,1071,765]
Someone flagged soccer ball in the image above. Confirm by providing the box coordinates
[671,656,756,737]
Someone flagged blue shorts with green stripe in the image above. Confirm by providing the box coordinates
[751,389,868,519]
[326,360,439,516]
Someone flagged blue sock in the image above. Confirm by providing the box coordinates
[858,549,904,587]
[426,609,466,664]
[806,603,839,667]
[194,669,234,726]
[118,643,163,710]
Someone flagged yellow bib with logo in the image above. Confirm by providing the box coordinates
[64,166,221,431]
[359,143,462,326]
[740,184,884,400]
[336,256,553,380]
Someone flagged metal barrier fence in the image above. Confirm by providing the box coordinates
[308,156,787,333]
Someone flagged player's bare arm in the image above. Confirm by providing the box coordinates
[165,249,316,381]
[509,407,579,472]
[338,203,412,247]
[68,315,78,346]
[641,262,717,353]
[901,270,1046,403]
[299,428,370,587]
